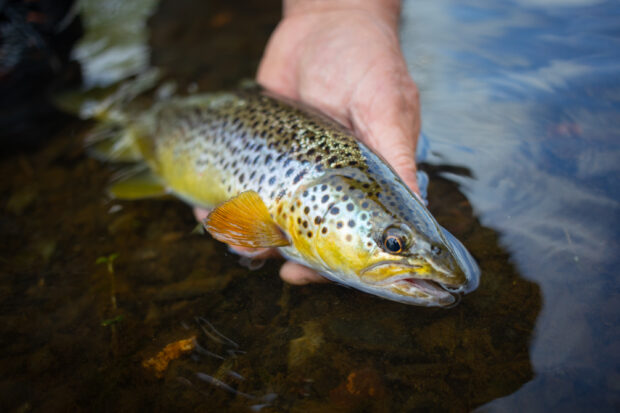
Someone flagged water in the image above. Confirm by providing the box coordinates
[0,0,618,411]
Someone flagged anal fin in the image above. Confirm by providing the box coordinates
[108,169,168,200]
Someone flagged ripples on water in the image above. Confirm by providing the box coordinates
[0,0,618,411]
[404,0,620,409]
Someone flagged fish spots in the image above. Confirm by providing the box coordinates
[346,203,354,212]
[321,227,328,234]
[330,207,340,215]
[307,231,313,238]
[269,177,276,185]
[293,170,306,184]
[314,216,322,225]
[348,220,356,228]
[304,206,310,214]
[336,222,343,229]
[345,234,352,242]
[321,195,329,203]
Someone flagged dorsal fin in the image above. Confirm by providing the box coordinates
[204,191,290,248]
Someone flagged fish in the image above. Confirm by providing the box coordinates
[87,79,480,307]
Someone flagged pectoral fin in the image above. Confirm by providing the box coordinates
[204,191,290,248]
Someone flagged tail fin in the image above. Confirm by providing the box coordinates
[84,122,143,162]
[55,69,162,162]
[80,68,161,122]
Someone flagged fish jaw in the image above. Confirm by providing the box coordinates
[355,261,460,307]
[320,268,457,307]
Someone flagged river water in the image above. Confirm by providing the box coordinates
[0,0,618,411]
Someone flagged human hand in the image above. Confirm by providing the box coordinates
[197,0,421,285]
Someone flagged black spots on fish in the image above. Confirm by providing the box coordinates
[360,213,368,221]
[321,195,329,203]
[270,191,275,199]
[314,216,322,225]
[327,155,338,165]
[293,169,307,184]
[361,201,369,209]
[342,195,349,201]
[345,234,353,242]
[297,217,302,224]
[311,195,316,202]
[286,168,294,177]
[277,127,284,135]
[320,184,327,191]
[330,207,340,215]
[348,160,358,167]
[307,148,316,156]
[321,227,328,235]
[348,220,356,228]
[249,171,256,180]
[315,155,323,163]
[307,231,313,238]
[290,205,295,213]
[239,173,245,183]
[304,206,310,215]
[346,203,354,212]
[336,221,343,229]
[336,185,343,192]
[315,164,324,173]
[269,177,276,186]
[303,221,308,229]
[259,174,265,185]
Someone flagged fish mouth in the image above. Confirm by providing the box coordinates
[358,261,465,307]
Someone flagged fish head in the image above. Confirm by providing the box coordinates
[291,167,479,307]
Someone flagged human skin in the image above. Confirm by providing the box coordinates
[195,0,421,284]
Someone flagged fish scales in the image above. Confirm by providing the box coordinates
[97,87,480,306]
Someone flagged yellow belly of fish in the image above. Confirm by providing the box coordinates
[155,144,229,208]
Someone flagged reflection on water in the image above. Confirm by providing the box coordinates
[403,0,620,410]
[0,0,617,411]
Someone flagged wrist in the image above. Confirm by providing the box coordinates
[283,0,401,27]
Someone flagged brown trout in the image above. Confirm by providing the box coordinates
[89,82,480,307]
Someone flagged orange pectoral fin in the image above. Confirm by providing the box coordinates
[204,191,290,248]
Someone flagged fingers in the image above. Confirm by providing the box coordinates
[280,261,329,285]
[350,68,421,195]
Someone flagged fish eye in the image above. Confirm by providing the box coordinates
[382,227,407,254]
